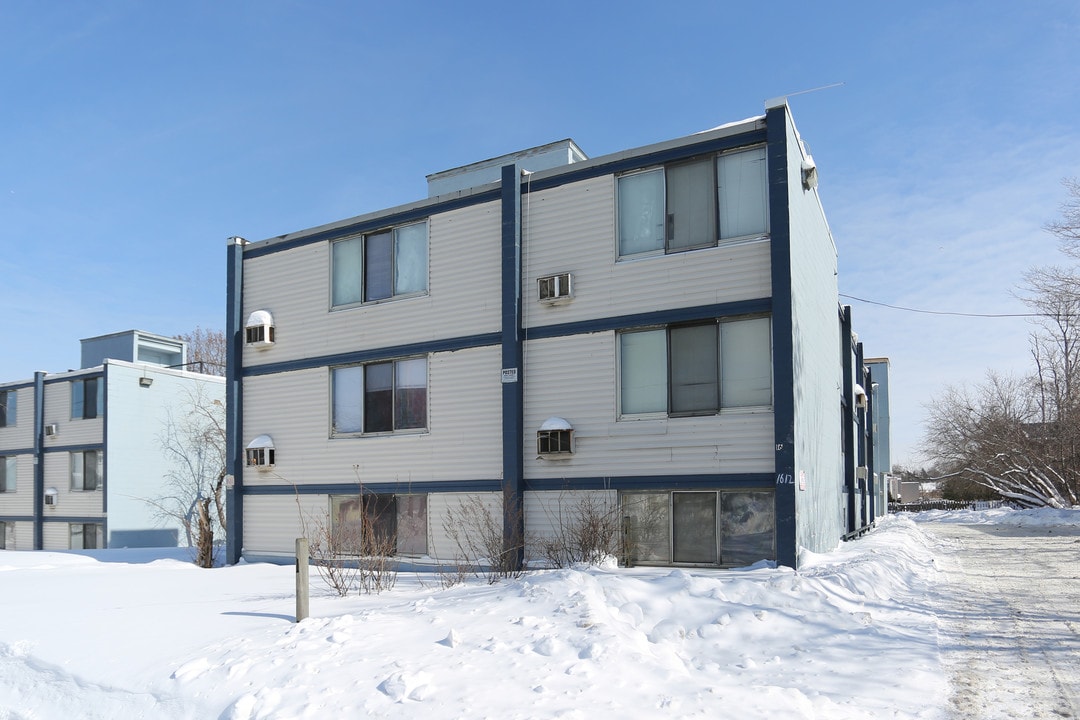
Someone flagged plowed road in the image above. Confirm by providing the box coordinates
[922,522,1080,719]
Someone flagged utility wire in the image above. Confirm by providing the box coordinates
[839,293,1046,318]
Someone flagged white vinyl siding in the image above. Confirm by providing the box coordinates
[242,346,501,489]
[523,489,617,562]
[521,175,771,332]
[43,453,104,516]
[43,377,104,447]
[243,201,501,368]
[524,333,774,481]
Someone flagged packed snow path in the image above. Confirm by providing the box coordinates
[922,522,1080,720]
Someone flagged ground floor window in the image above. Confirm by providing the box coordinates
[330,493,428,556]
[621,489,774,566]
[0,521,6,549]
[70,523,103,550]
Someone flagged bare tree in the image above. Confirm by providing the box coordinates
[924,180,1080,508]
[153,382,227,567]
[175,327,226,376]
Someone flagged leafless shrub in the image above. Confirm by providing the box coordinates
[442,489,526,584]
[534,492,622,568]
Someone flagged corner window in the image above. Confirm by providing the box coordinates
[0,456,15,492]
[71,377,104,420]
[332,357,428,435]
[70,523,103,550]
[331,493,428,556]
[0,390,15,427]
[331,220,428,308]
[619,316,772,417]
[617,146,768,258]
[71,450,102,491]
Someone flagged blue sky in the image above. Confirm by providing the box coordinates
[2,1,1078,467]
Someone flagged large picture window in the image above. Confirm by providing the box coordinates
[621,490,775,567]
[332,357,428,435]
[331,220,428,307]
[71,450,102,491]
[71,377,104,420]
[617,146,768,257]
[619,316,772,417]
[0,390,15,427]
[331,493,428,556]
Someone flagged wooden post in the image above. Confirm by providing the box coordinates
[296,537,309,622]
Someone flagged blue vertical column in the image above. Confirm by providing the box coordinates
[841,306,856,534]
[766,104,797,569]
[855,340,868,529]
[500,164,524,568]
[32,371,45,550]
[225,237,246,565]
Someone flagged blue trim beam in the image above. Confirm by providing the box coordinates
[225,238,245,565]
[766,105,797,570]
[501,164,525,568]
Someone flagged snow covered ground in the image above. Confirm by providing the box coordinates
[1,508,1076,719]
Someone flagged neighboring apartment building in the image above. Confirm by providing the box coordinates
[225,101,885,570]
[0,331,225,551]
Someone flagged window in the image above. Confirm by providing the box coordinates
[619,316,772,417]
[331,221,428,307]
[330,493,428,556]
[332,357,427,435]
[70,523,102,550]
[70,450,102,491]
[621,490,774,566]
[0,390,15,427]
[617,146,768,257]
[0,521,7,549]
[71,377,104,420]
[0,456,14,492]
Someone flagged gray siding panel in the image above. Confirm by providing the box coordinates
[522,175,772,332]
[242,201,502,369]
[523,334,774,480]
[242,346,502,489]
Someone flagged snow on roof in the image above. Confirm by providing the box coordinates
[539,416,572,431]
[245,434,274,449]
[246,310,273,328]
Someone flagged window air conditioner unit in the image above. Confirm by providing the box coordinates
[856,466,868,481]
[44,487,58,506]
[245,310,276,348]
[538,273,573,304]
[45,424,58,437]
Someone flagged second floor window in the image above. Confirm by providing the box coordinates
[332,357,428,435]
[71,450,102,491]
[331,220,428,308]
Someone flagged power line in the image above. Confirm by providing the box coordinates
[839,293,1043,318]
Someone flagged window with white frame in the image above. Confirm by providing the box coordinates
[71,377,104,420]
[0,456,15,492]
[330,493,428,556]
[70,450,102,491]
[0,390,15,427]
[331,220,428,307]
[70,522,103,550]
[617,146,768,258]
[619,316,772,417]
[332,357,428,435]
